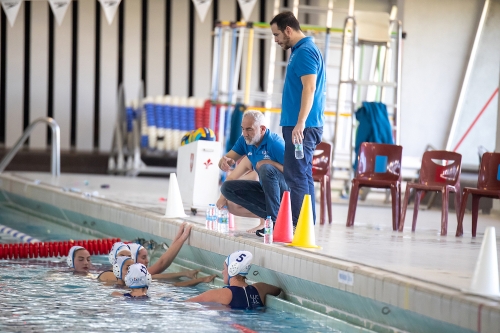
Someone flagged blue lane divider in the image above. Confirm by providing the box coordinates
[0,224,41,243]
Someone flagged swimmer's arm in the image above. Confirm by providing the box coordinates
[148,225,192,275]
[111,291,124,297]
[252,283,282,305]
[185,288,232,305]
[152,270,197,280]
[173,274,216,287]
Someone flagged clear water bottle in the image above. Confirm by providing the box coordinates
[206,204,215,230]
[295,143,304,159]
[264,216,273,244]
[218,206,229,233]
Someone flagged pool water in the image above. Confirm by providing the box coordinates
[0,257,340,332]
[0,202,351,332]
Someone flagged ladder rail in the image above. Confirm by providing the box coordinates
[0,117,61,177]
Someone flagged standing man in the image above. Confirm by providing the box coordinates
[218,110,289,236]
[270,11,326,226]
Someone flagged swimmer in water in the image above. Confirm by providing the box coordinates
[99,223,198,282]
[112,263,152,298]
[112,255,216,288]
[67,245,92,274]
[186,251,281,309]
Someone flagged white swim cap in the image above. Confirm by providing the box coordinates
[125,263,152,289]
[108,242,131,264]
[113,256,132,280]
[67,245,85,268]
[225,251,253,278]
[128,243,146,263]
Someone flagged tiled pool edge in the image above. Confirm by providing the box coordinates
[1,174,498,333]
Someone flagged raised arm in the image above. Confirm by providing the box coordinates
[147,224,192,275]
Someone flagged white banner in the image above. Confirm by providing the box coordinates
[49,0,70,26]
[99,0,122,25]
[237,0,257,22]
[1,0,22,27]
[192,0,212,23]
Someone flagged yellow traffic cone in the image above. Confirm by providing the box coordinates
[288,194,321,249]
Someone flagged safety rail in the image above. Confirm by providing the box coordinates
[0,117,61,177]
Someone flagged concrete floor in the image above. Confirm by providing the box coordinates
[12,172,500,291]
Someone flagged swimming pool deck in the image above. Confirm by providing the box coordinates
[1,172,499,332]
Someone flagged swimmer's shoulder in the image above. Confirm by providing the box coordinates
[97,270,117,282]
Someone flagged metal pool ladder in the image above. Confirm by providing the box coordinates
[0,117,61,177]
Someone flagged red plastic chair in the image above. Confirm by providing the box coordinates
[399,150,462,236]
[346,143,402,230]
[312,142,332,224]
[456,152,500,237]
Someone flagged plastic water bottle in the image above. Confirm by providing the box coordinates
[205,204,214,230]
[218,206,229,233]
[264,216,273,244]
[295,143,304,159]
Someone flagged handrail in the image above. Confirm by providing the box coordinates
[0,117,61,176]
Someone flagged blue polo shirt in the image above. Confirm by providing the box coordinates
[281,36,325,128]
[231,129,285,169]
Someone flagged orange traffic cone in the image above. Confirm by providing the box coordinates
[288,194,321,248]
[274,191,293,243]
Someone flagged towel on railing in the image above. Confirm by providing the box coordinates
[354,102,394,171]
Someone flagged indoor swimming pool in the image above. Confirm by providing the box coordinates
[1,172,498,333]
[0,199,363,332]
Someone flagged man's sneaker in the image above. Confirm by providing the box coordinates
[256,228,265,237]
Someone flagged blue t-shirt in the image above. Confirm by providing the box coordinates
[281,36,325,128]
[231,129,285,169]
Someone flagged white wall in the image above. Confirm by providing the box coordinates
[400,0,485,161]
[1,0,498,159]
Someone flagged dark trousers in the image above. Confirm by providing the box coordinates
[282,126,323,225]
[221,164,289,222]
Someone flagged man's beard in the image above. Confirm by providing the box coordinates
[245,131,262,145]
[281,35,292,50]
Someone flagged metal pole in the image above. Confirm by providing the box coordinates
[332,16,353,178]
[446,0,490,151]
[243,23,255,105]
[210,24,222,131]
[395,20,402,145]
[0,118,60,177]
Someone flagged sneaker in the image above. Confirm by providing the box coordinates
[256,228,265,237]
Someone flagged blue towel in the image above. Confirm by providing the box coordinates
[225,103,246,153]
[354,102,394,171]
